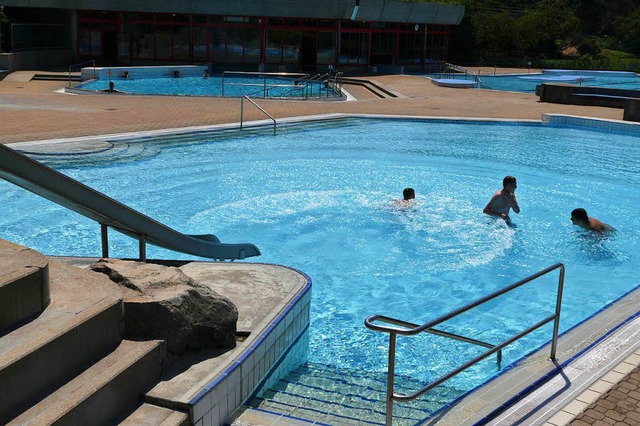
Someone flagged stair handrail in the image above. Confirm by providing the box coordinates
[443,62,481,83]
[240,96,276,135]
[68,59,95,88]
[365,263,565,426]
[222,70,308,97]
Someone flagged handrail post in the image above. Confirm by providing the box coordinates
[240,97,244,129]
[101,223,109,258]
[386,333,397,426]
[550,265,565,359]
[139,234,146,262]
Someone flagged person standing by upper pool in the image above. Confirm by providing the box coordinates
[570,208,615,233]
[483,176,520,223]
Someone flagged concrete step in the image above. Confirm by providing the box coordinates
[0,240,50,333]
[32,73,81,82]
[0,259,124,423]
[8,339,164,426]
[119,403,189,426]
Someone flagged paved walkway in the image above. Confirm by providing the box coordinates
[0,69,637,425]
[571,366,640,426]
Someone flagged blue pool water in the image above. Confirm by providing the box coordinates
[75,75,332,98]
[3,118,639,422]
[433,70,640,93]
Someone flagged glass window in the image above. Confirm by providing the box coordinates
[398,32,422,64]
[156,25,172,59]
[193,15,207,24]
[137,25,154,59]
[282,30,300,64]
[173,25,189,60]
[339,32,368,65]
[210,26,226,62]
[226,27,243,61]
[245,28,261,63]
[267,18,284,26]
[78,30,91,56]
[121,12,137,21]
[370,32,395,64]
[265,29,282,63]
[90,30,101,56]
[137,13,154,22]
[193,25,208,60]
[172,14,189,23]
[317,32,335,64]
[118,32,133,61]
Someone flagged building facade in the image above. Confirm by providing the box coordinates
[0,1,464,73]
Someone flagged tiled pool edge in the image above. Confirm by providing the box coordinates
[186,265,312,426]
[543,113,640,133]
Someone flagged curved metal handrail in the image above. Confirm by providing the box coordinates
[240,96,277,135]
[365,262,565,425]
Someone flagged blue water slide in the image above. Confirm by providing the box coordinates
[0,144,260,260]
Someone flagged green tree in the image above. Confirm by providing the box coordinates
[516,0,580,58]
[616,6,640,54]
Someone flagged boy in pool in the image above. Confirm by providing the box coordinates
[394,187,416,208]
[483,176,520,223]
[571,208,615,233]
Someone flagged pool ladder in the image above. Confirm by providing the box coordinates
[365,263,565,425]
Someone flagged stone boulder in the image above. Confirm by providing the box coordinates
[90,259,238,356]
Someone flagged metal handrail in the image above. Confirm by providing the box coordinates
[442,62,481,83]
[240,96,276,135]
[365,262,565,426]
[222,70,308,97]
[68,59,95,87]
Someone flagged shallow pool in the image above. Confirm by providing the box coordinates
[432,70,640,93]
[75,75,333,98]
[3,118,639,422]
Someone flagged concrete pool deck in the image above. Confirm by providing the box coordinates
[0,68,638,425]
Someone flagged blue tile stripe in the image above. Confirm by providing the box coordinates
[188,264,311,407]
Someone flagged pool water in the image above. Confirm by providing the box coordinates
[3,118,639,421]
[75,75,332,98]
[432,70,640,93]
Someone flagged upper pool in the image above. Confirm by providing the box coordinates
[75,74,336,99]
[433,69,640,93]
[3,117,639,424]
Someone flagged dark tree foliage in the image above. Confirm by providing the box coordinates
[445,0,640,62]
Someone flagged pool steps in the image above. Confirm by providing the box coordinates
[0,240,312,425]
[245,362,464,425]
[0,240,167,424]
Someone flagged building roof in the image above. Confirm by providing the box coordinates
[2,0,465,25]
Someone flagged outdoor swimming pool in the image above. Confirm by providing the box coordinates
[75,75,335,98]
[433,70,640,93]
[3,117,639,424]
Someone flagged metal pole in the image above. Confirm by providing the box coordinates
[139,234,146,262]
[240,97,244,128]
[550,265,565,359]
[386,333,397,426]
[101,224,109,258]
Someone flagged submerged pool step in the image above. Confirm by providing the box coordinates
[21,143,161,168]
[249,362,463,425]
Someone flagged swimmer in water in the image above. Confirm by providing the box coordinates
[571,208,615,233]
[483,176,520,223]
